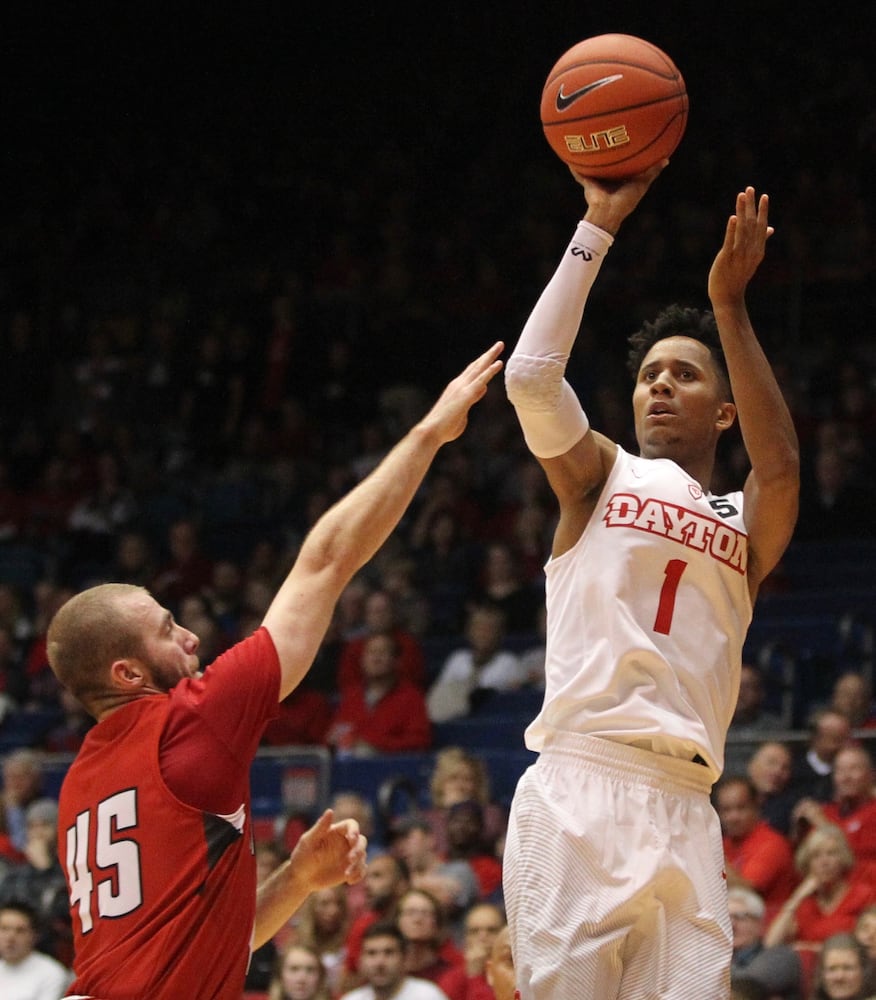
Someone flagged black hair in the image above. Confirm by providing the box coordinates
[626,304,731,398]
[713,774,759,805]
[0,899,40,931]
[361,920,406,949]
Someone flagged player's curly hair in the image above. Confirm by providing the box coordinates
[626,304,731,398]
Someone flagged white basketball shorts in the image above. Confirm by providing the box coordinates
[503,732,731,1000]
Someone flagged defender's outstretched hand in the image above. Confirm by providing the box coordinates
[420,341,504,445]
[708,187,773,308]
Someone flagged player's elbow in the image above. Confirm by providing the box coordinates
[762,445,801,495]
[504,353,565,410]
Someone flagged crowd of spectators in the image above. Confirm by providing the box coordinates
[1,11,876,998]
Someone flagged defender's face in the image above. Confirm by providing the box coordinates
[126,593,200,691]
[632,336,733,463]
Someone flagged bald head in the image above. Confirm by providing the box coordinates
[748,741,792,795]
[811,709,851,764]
[47,583,149,706]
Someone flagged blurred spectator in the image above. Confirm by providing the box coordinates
[339,921,448,1000]
[337,590,426,690]
[65,449,138,571]
[0,586,33,653]
[809,931,876,1000]
[178,330,246,462]
[715,776,798,923]
[390,817,478,930]
[791,709,852,804]
[725,663,785,776]
[245,839,285,993]
[0,798,25,872]
[333,578,372,643]
[855,904,876,964]
[43,687,93,754]
[268,942,332,1000]
[0,624,28,708]
[109,530,156,587]
[342,853,410,991]
[424,747,507,858]
[327,632,431,756]
[828,672,876,730]
[0,461,24,544]
[426,605,527,723]
[764,824,875,951]
[292,885,350,996]
[394,887,464,997]
[517,604,547,689]
[23,456,81,546]
[797,448,876,541]
[451,902,506,1000]
[485,924,516,1000]
[409,503,477,637]
[201,558,246,645]
[791,744,876,881]
[747,740,798,837]
[728,887,802,1000]
[22,582,74,712]
[443,801,503,903]
[1,749,44,851]
[150,517,215,611]
[261,684,333,748]
[0,798,71,964]
[176,593,226,666]
[245,537,286,592]
[0,900,73,1000]
[469,541,542,634]
[376,557,431,639]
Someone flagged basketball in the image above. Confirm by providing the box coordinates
[540,34,688,179]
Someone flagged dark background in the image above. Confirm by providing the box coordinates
[6,4,875,351]
[1,3,874,517]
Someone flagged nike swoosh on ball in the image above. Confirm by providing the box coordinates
[555,74,624,111]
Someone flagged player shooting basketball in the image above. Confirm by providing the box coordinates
[502,164,799,999]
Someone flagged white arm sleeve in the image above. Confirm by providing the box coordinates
[505,220,613,458]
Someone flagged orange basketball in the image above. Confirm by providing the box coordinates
[540,33,688,179]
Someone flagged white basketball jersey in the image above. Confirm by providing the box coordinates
[526,445,752,779]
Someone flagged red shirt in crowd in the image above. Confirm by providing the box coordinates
[337,629,426,689]
[723,819,798,922]
[327,679,431,753]
[823,796,876,883]
[794,880,876,946]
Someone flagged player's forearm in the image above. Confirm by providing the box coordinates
[714,303,799,484]
[297,423,443,584]
[505,222,611,460]
[762,904,794,948]
[512,220,613,361]
[253,859,310,949]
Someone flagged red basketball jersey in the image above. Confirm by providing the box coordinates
[57,628,280,1000]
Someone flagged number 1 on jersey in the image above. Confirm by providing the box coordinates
[653,558,687,635]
